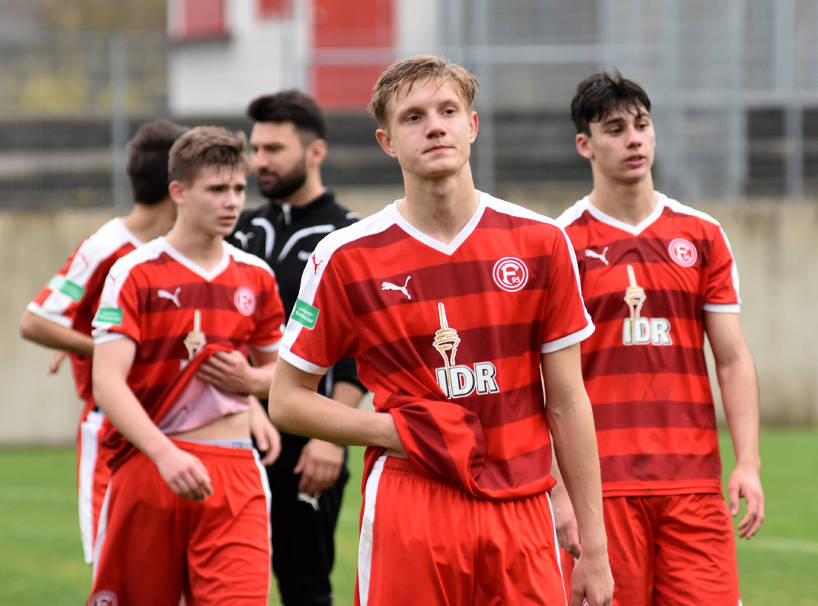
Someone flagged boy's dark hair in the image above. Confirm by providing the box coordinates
[570,70,652,135]
[168,126,250,184]
[126,119,189,205]
[247,90,326,141]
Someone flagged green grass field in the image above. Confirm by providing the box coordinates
[1,430,816,605]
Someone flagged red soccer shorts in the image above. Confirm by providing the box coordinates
[77,408,111,564]
[357,456,567,606]
[89,440,271,606]
[604,493,740,606]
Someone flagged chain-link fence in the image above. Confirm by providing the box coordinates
[430,0,818,200]
[0,31,168,209]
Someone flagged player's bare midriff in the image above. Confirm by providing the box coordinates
[169,409,250,442]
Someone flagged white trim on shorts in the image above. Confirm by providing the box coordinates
[358,454,386,606]
[79,409,105,563]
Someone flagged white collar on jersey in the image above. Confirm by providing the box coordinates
[581,192,667,236]
[159,237,231,281]
[112,216,145,248]
[387,190,488,256]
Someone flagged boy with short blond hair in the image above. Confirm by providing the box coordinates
[269,56,613,606]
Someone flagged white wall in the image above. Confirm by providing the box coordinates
[168,0,448,115]
[396,0,441,55]
[168,0,310,115]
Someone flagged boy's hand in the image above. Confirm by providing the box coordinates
[154,445,213,501]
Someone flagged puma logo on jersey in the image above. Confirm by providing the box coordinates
[585,246,610,265]
[381,276,412,300]
[310,254,324,274]
[432,302,500,399]
[233,230,254,249]
[158,287,182,308]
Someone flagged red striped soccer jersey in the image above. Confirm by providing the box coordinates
[28,217,141,412]
[280,192,593,499]
[92,237,285,467]
[557,192,741,496]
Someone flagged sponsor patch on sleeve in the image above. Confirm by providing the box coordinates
[49,275,85,302]
[95,307,123,325]
[291,299,319,330]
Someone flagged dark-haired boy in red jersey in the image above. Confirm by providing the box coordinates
[87,126,285,604]
[555,71,764,606]
[268,55,613,606]
[20,119,187,564]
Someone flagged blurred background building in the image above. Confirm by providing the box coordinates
[1,0,817,209]
[2,0,817,443]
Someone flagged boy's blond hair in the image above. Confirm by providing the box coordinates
[168,126,250,184]
[368,55,479,128]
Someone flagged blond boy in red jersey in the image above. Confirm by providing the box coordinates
[268,55,613,606]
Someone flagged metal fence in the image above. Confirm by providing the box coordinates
[431,0,818,200]
[1,0,817,209]
[0,31,168,209]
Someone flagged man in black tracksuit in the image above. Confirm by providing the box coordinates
[228,91,365,606]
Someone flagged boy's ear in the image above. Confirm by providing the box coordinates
[468,110,478,143]
[168,180,185,204]
[375,128,397,158]
[576,133,594,160]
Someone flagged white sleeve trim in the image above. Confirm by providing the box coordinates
[278,347,330,376]
[541,323,595,354]
[702,303,741,313]
[26,303,73,328]
[93,332,129,345]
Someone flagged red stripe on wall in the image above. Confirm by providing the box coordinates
[311,0,394,110]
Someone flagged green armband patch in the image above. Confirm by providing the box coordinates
[49,276,85,302]
[95,307,123,325]
[292,299,319,330]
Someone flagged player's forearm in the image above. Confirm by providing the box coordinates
[705,313,761,470]
[245,363,275,400]
[93,378,176,462]
[717,350,761,469]
[19,310,94,356]
[270,381,397,450]
[548,401,607,554]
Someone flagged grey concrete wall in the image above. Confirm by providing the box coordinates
[4,209,115,446]
[3,190,816,445]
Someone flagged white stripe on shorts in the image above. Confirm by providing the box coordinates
[358,454,386,606]
[78,409,105,563]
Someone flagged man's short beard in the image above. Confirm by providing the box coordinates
[259,162,308,201]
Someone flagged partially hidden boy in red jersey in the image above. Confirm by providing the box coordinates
[268,55,614,606]
[20,119,187,564]
[554,71,765,606]
[87,126,285,605]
